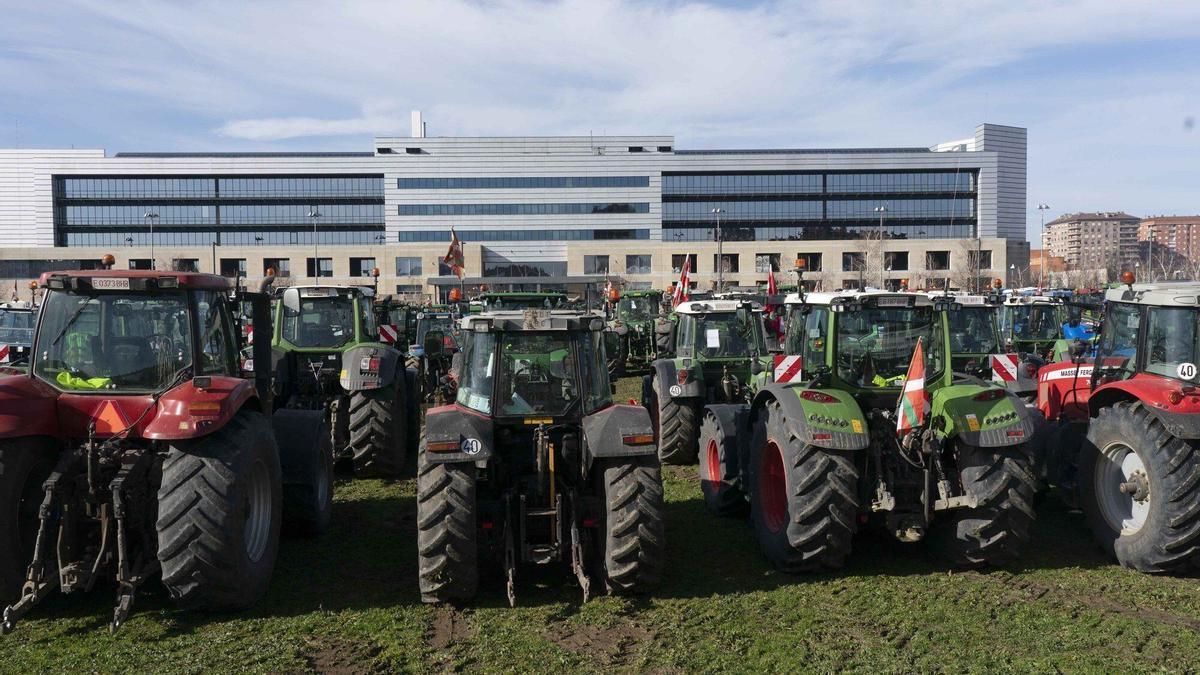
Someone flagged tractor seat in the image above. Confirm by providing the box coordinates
[107,336,153,381]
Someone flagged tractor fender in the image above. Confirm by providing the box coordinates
[1089,380,1200,440]
[582,404,657,461]
[0,374,59,439]
[271,408,327,487]
[423,404,494,463]
[143,377,261,441]
[651,359,704,400]
[339,344,404,392]
[751,383,869,451]
[933,385,1038,448]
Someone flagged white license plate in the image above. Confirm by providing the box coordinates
[874,296,909,307]
[92,278,131,290]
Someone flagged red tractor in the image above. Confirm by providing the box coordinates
[1037,276,1200,573]
[0,270,333,633]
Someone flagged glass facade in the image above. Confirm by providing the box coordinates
[663,174,822,195]
[65,228,382,247]
[397,176,649,189]
[397,202,649,216]
[397,229,650,242]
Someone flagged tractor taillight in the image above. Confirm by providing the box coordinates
[800,390,838,404]
[189,401,221,416]
[359,356,381,372]
[582,518,599,528]
[1024,363,1038,377]
[973,389,1006,402]
[1169,390,1184,405]
[427,440,460,452]
[677,369,690,384]
[622,433,655,446]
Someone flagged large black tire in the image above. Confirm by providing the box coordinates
[275,410,334,536]
[158,411,282,610]
[698,412,746,516]
[1078,401,1200,573]
[928,443,1037,568]
[597,456,665,593]
[749,399,858,573]
[347,379,407,478]
[0,439,54,604]
[405,367,421,456]
[416,440,478,603]
[648,377,699,465]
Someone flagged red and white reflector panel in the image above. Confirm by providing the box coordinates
[773,354,804,383]
[991,354,1019,383]
[379,324,400,344]
[0,345,8,364]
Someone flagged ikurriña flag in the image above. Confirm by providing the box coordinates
[896,337,929,436]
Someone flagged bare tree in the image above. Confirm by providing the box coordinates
[951,239,987,292]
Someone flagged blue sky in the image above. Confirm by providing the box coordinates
[1,0,1197,245]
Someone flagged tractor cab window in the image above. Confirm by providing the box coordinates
[1099,302,1140,373]
[836,306,940,387]
[496,333,578,416]
[618,297,656,322]
[358,296,377,343]
[687,309,765,358]
[0,309,35,345]
[34,290,192,392]
[579,330,612,412]
[1008,305,1061,341]
[418,315,460,351]
[456,332,497,414]
[1146,307,1199,383]
[195,291,236,375]
[784,305,829,372]
[283,295,355,348]
[948,306,999,355]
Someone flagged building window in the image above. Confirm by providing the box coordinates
[842,252,865,272]
[395,257,423,276]
[397,176,649,189]
[926,251,950,271]
[172,258,199,273]
[671,253,697,274]
[584,255,610,275]
[395,284,424,299]
[625,255,652,275]
[264,258,291,277]
[306,257,333,278]
[714,254,739,274]
[350,257,377,277]
[754,253,780,273]
[885,252,909,271]
[397,202,650,216]
[219,258,246,278]
[128,259,152,270]
[968,250,993,269]
[796,252,822,272]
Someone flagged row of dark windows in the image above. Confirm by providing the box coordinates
[664,198,975,221]
[0,259,105,278]
[397,202,649,216]
[59,176,384,199]
[483,262,568,278]
[662,222,975,242]
[397,176,649,190]
[60,227,385,247]
[62,203,385,226]
[397,228,651,242]
[662,171,975,195]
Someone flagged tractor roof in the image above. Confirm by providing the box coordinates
[1003,294,1064,305]
[462,309,604,332]
[924,292,995,306]
[479,291,567,298]
[621,290,663,298]
[784,289,932,307]
[673,299,762,314]
[1106,281,1200,307]
[39,270,229,290]
[288,285,374,297]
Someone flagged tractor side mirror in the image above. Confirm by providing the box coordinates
[424,330,445,355]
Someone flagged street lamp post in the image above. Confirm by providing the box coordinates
[874,205,887,288]
[711,207,726,292]
[1037,204,1050,289]
[308,209,322,284]
[211,241,218,274]
[1147,224,1154,282]
[143,212,159,269]
[1009,263,1016,288]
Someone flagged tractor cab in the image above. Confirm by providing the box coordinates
[0,302,38,370]
[673,299,769,400]
[614,291,664,323]
[606,290,666,376]
[928,293,1003,380]
[1001,292,1096,360]
[276,285,376,352]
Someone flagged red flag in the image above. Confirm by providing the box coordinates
[895,337,929,437]
[443,228,464,278]
[767,268,778,296]
[672,257,691,307]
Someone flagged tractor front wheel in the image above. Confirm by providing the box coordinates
[347,380,408,478]
[928,443,1037,568]
[0,439,54,604]
[416,439,478,603]
[597,456,665,593]
[1079,402,1200,573]
[750,399,858,573]
[698,412,746,516]
[158,411,282,609]
[648,378,699,465]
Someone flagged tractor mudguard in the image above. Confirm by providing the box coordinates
[339,344,403,392]
[1088,380,1200,441]
[271,408,326,486]
[142,377,261,441]
[582,404,657,461]
[651,359,704,400]
[423,404,494,463]
[931,384,1038,448]
[0,374,59,438]
[752,384,869,451]
[704,403,751,441]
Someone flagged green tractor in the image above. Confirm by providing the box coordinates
[407,309,462,407]
[374,296,419,349]
[643,299,772,464]
[698,290,1039,570]
[606,290,666,376]
[271,285,415,477]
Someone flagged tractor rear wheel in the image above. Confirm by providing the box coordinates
[648,377,699,465]
[273,410,334,536]
[158,411,281,610]
[416,440,478,603]
[0,439,54,604]
[928,443,1037,568]
[698,412,746,516]
[597,456,665,593]
[750,399,858,572]
[347,380,407,478]
[405,367,421,455]
[1079,401,1200,573]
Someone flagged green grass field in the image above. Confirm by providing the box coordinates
[2,379,1198,673]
